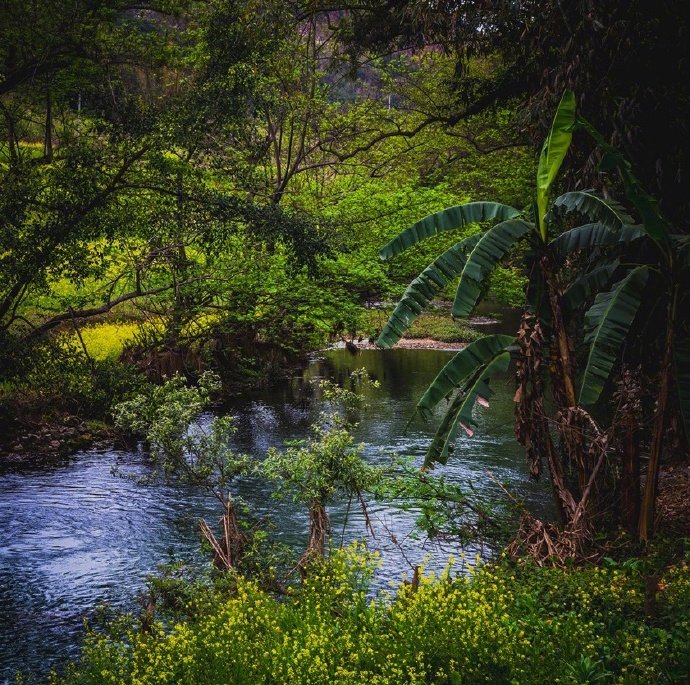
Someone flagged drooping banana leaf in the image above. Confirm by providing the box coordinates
[579,265,650,405]
[561,260,619,315]
[452,219,532,318]
[425,351,511,467]
[536,90,576,240]
[552,191,634,230]
[379,202,520,260]
[550,222,644,262]
[376,233,482,348]
[417,334,515,419]
[578,117,671,246]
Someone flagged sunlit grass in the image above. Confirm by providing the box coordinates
[358,308,480,343]
[64,322,140,361]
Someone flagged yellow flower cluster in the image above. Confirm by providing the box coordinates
[54,549,690,685]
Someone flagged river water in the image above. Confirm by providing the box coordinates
[0,347,551,682]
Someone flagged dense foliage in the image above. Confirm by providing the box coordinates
[55,546,690,685]
[1,3,688,684]
[379,92,690,551]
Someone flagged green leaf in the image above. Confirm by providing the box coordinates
[578,117,671,246]
[580,266,650,405]
[536,90,576,240]
[552,191,635,229]
[452,219,532,318]
[562,260,619,314]
[379,202,520,260]
[425,351,511,467]
[417,334,515,419]
[550,222,645,262]
[376,234,482,348]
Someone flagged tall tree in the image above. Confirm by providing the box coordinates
[314,0,689,230]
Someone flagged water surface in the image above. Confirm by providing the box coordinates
[0,348,550,681]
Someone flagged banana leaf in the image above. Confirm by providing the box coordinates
[578,117,671,246]
[376,233,482,348]
[562,260,619,314]
[580,265,650,405]
[417,334,515,419]
[425,351,511,467]
[452,219,532,318]
[536,90,576,239]
[550,222,644,262]
[552,191,634,230]
[379,202,520,260]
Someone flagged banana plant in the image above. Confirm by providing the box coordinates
[379,91,685,540]
[562,120,690,540]
[378,93,577,458]
[376,92,649,525]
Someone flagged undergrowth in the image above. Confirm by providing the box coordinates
[53,546,690,685]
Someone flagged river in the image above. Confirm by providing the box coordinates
[0,347,551,682]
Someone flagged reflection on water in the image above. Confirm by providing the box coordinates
[0,348,550,681]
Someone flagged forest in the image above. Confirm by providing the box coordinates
[0,1,689,683]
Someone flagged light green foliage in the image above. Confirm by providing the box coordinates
[113,372,254,494]
[377,458,509,546]
[263,370,382,507]
[404,314,482,343]
[358,308,481,344]
[486,266,528,307]
[55,550,690,685]
[63,322,139,361]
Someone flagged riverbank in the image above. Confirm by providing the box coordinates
[0,412,112,463]
[331,337,468,351]
[53,546,690,685]
[0,307,482,461]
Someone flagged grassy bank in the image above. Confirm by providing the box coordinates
[358,308,482,344]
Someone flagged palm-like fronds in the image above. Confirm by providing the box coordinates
[579,266,650,405]
[379,202,520,260]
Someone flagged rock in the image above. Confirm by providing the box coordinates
[49,440,61,449]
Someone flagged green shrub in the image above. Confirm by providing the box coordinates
[55,551,690,685]
[3,337,146,418]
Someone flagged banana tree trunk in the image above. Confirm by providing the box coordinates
[541,255,591,500]
[543,424,578,524]
[541,256,578,407]
[620,410,640,536]
[639,306,674,541]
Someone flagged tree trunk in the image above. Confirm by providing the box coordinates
[639,304,674,541]
[199,498,247,571]
[44,89,53,162]
[620,410,640,535]
[540,255,590,504]
[541,256,578,407]
[514,312,577,524]
[299,498,329,571]
[2,103,18,168]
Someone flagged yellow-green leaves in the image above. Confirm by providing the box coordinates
[536,90,576,240]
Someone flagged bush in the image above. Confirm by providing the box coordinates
[55,550,690,685]
[1,336,146,418]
